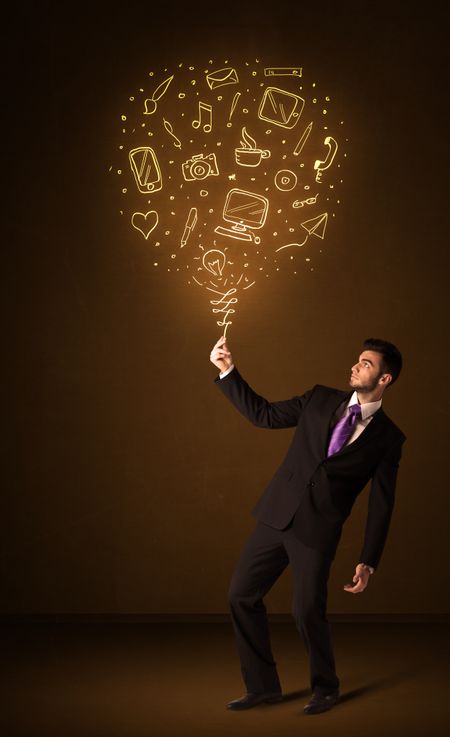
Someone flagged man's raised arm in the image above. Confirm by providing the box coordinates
[210,335,313,430]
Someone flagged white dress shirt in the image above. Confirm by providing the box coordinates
[219,364,235,380]
[333,391,382,446]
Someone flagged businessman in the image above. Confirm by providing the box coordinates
[210,336,405,714]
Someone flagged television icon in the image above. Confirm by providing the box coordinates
[214,188,269,244]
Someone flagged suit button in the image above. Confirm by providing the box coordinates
[309,481,315,487]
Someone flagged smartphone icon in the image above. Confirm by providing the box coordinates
[129,147,163,194]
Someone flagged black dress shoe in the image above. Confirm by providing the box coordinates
[226,691,283,710]
[304,690,340,714]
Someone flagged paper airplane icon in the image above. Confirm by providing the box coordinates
[301,212,328,239]
[275,211,329,253]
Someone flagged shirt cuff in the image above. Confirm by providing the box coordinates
[219,364,235,379]
[359,563,375,574]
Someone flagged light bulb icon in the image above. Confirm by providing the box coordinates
[202,249,226,276]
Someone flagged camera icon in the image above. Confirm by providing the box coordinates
[182,153,220,181]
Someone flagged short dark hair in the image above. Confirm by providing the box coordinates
[363,338,403,385]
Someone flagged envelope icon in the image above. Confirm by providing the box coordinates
[258,86,304,129]
[206,67,239,90]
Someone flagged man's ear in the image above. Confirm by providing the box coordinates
[379,373,392,387]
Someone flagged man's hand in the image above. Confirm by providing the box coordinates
[343,564,371,594]
[210,335,233,373]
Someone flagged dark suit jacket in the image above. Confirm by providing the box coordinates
[214,366,406,569]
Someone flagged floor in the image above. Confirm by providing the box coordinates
[1,620,449,737]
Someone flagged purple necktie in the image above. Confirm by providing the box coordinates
[327,403,362,457]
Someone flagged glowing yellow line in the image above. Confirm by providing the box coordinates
[139,151,147,179]
[267,89,277,113]
[229,92,241,120]
[275,235,308,252]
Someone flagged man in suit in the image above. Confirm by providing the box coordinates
[209,336,405,714]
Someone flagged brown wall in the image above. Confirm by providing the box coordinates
[5,2,449,615]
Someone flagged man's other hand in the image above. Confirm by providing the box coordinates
[343,564,371,594]
[210,335,233,373]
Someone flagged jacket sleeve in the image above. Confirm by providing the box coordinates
[214,366,314,429]
[358,434,406,570]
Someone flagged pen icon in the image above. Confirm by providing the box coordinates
[181,207,198,247]
[293,121,313,156]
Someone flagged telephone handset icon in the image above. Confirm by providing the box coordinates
[314,136,338,182]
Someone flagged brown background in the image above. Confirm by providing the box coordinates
[4,1,449,616]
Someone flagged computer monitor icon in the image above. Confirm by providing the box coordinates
[214,188,269,244]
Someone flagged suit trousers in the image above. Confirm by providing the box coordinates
[228,519,339,696]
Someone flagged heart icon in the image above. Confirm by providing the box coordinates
[131,210,159,239]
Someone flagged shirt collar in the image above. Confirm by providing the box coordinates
[347,390,382,420]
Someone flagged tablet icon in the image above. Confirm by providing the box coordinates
[129,147,163,194]
[258,86,304,129]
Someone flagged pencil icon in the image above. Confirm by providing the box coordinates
[181,207,198,247]
[293,121,313,156]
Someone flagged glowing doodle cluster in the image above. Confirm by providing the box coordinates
[111,59,347,335]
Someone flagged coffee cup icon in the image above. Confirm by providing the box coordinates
[235,147,271,167]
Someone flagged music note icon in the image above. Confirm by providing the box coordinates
[192,101,213,133]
